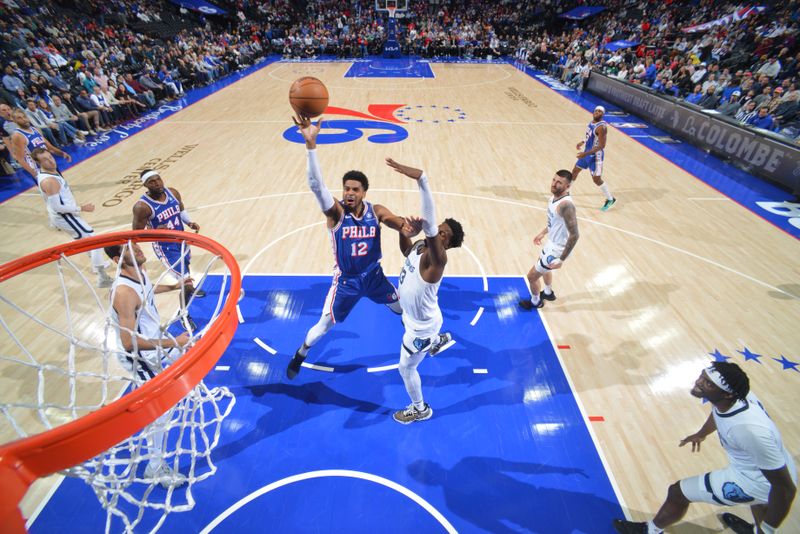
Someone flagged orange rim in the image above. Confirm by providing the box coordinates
[0,230,241,532]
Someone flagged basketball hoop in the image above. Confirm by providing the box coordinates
[387,6,396,18]
[0,230,241,533]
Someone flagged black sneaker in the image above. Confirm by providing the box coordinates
[428,332,452,356]
[519,298,544,310]
[540,290,556,302]
[601,197,617,211]
[191,288,206,298]
[719,513,754,534]
[392,403,433,424]
[183,314,197,332]
[286,350,306,379]
[612,520,648,534]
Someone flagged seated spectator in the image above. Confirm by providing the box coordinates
[746,107,775,130]
[37,99,83,144]
[50,94,94,136]
[717,91,742,116]
[698,86,720,109]
[24,98,64,147]
[61,91,104,133]
[685,84,704,105]
[735,100,758,123]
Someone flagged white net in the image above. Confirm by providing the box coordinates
[0,236,236,533]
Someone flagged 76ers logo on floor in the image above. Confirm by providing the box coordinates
[283,105,408,144]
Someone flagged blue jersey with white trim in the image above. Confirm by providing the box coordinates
[17,127,47,170]
[138,188,184,231]
[584,120,607,151]
[331,201,382,275]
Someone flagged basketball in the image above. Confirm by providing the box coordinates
[289,77,329,118]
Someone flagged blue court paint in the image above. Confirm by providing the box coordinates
[345,58,435,78]
[31,275,623,533]
[509,60,800,239]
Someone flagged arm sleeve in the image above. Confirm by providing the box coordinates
[417,173,438,238]
[307,149,335,212]
[47,193,80,214]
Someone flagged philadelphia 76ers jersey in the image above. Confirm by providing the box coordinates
[331,201,382,275]
[138,188,184,231]
[584,120,607,152]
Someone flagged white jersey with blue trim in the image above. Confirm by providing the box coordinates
[713,392,796,482]
[37,170,77,221]
[584,120,607,152]
[546,194,573,249]
[138,188,184,231]
[397,240,442,338]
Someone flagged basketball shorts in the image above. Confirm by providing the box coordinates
[401,319,443,355]
[153,241,191,279]
[51,213,95,240]
[680,459,797,506]
[116,346,182,386]
[323,264,398,323]
[535,241,565,274]
[575,151,604,177]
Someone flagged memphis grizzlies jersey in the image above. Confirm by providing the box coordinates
[37,170,77,220]
[398,240,442,336]
[17,127,47,170]
[584,120,607,152]
[547,194,572,248]
[138,188,184,231]
[331,201,382,275]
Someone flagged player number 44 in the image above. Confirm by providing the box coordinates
[351,242,368,257]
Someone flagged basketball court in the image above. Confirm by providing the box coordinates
[1,53,798,533]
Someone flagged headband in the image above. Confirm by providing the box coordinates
[705,366,733,394]
[141,170,160,184]
[594,106,606,114]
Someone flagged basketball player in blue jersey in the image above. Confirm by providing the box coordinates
[519,170,579,310]
[613,362,796,534]
[132,170,205,328]
[286,115,415,379]
[9,108,71,179]
[571,105,616,211]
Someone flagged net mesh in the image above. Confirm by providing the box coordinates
[0,235,236,533]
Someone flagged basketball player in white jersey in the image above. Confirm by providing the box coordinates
[519,170,579,310]
[571,105,616,211]
[32,147,113,288]
[106,242,190,487]
[385,157,464,424]
[10,108,70,179]
[613,362,797,534]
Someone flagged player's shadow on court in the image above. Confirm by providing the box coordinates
[546,281,679,312]
[210,381,389,463]
[408,457,624,534]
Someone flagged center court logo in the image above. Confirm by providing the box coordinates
[283,104,413,144]
[283,104,408,144]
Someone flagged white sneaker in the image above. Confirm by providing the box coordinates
[80,130,90,135]
[144,462,187,488]
[74,138,86,145]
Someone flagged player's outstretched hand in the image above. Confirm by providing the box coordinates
[402,215,424,237]
[385,158,423,180]
[575,141,584,150]
[292,114,323,148]
[679,432,706,452]
[188,222,200,233]
[81,203,95,213]
[174,332,191,347]
[533,233,545,246]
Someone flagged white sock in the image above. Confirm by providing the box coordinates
[647,520,663,534]
[599,182,613,200]
[543,285,553,295]
[530,293,540,305]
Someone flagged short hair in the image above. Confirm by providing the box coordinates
[342,170,368,191]
[444,218,464,248]
[104,244,123,260]
[711,361,750,400]
[556,169,574,183]
[30,147,48,162]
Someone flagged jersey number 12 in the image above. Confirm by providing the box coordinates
[351,242,368,256]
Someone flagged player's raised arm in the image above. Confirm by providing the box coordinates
[385,158,447,272]
[293,115,342,224]
[112,285,188,351]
